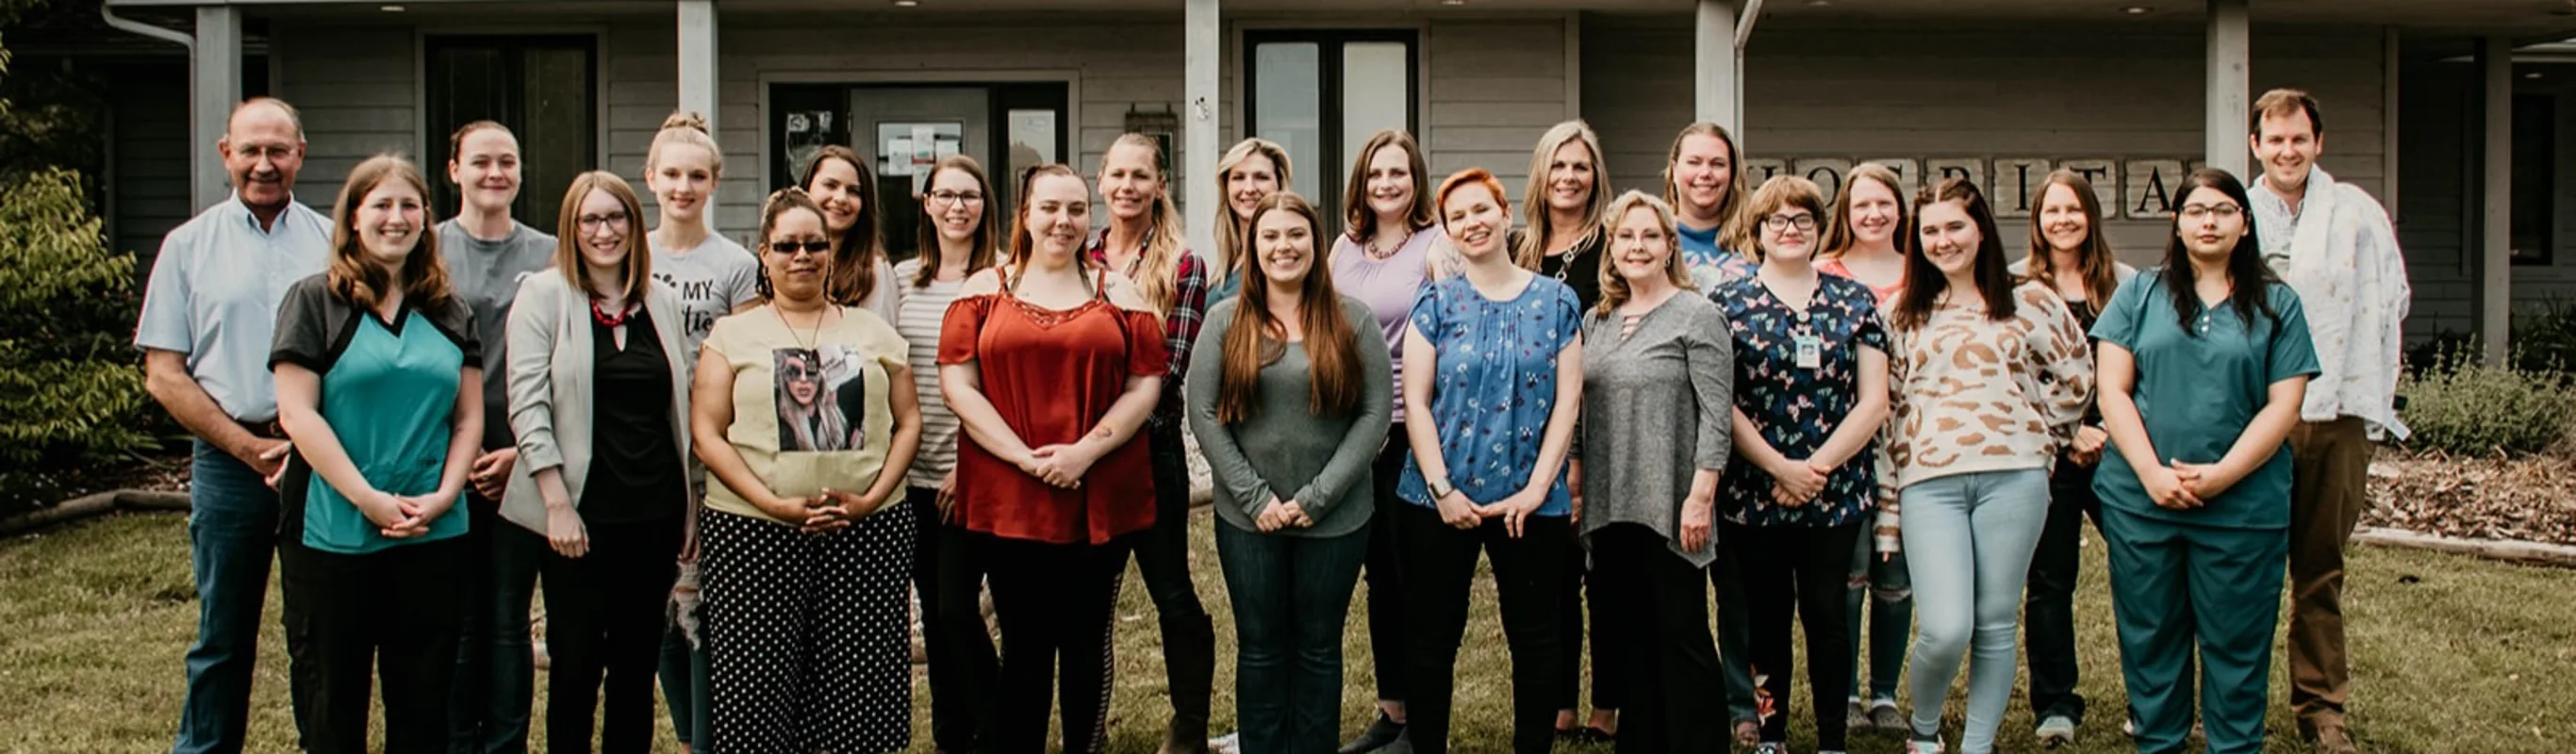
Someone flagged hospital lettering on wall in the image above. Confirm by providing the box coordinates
[1745,156,2199,220]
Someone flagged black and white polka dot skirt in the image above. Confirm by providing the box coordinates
[699,502,918,753]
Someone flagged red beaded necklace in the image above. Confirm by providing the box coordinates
[590,298,635,328]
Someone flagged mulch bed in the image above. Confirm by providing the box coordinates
[2368,450,2576,546]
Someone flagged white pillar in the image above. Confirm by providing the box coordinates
[1694,0,1738,135]
[2204,0,2250,179]
[677,0,719,132]
[192,6,240,213]
[1184,0,1220,257]
[2480,36,2512,367]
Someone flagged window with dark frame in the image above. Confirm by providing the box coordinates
[2511,92,2553,266]
[424,35,598,224]
[1245,29,1419,238]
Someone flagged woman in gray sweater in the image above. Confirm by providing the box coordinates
[1185,192,1393,754]
[1577,190,1733,753]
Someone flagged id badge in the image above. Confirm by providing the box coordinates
[1793,335,1823,369]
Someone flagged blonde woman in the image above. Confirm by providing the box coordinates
[1660,122,1757,289]
[1211,138,1294,306]
[1090,133,1217,752]
[1816,161,1916,733]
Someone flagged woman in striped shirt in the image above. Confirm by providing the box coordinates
[893,154,1004,753]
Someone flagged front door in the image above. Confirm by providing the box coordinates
[772,81,1068,264]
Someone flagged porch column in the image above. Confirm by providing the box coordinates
[2480,36,2512,366]
[1184,0,1219,256]
[678,0,719,131]
[1693,0,1738,136]
[192,6,240,212]
[2203,0,2249,179]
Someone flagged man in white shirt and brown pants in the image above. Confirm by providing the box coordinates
[2247,88,2411,754]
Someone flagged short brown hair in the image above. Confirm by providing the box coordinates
[2251,89,2323,137]
[327,154,452,309]
[552,171,654,303]
[1739,176,1828,263]
[1341,129,1435,243]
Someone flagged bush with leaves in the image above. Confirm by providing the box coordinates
[2398,347,2576,458]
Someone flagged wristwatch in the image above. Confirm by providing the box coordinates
[1428,478,1456,500]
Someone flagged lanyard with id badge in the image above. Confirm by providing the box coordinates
[1792,310,1824,370]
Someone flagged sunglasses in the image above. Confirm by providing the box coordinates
[768,240,832,256]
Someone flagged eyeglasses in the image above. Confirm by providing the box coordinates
[577,211,630,230]
[1760,214,1819,232]
[2178,203,2243,221]
[928,190,985,206]
[768,240,832,256]
[230,144,296,161]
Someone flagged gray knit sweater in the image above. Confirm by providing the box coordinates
[1577,291,1733,566]
[1184,296,1395,538]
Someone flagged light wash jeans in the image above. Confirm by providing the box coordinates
[1900,468,2051,753]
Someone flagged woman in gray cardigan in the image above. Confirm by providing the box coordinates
[501,172,695,752]
[1577,190,1732,753]
[1185,192,1393,754]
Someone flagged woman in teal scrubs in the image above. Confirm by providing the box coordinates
[2089,168,2318,754]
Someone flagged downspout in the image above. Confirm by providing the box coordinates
[1736,0,1764,50]
[102,6,195,51]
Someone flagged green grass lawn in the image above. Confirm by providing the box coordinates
[3,509,2569,753]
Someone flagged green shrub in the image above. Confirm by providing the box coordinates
[0,167,149,492]
[2398,348,2575,457]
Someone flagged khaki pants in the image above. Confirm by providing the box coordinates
[2287,417,2370,726]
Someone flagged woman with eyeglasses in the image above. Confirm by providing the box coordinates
[941,164,1168,754]
[2091,169,2315,754]
[894,154,1005,753]
[2008,169,2136,747]
[689,188,924,752]
[1709,176,1890,754]
[500,172,697,753]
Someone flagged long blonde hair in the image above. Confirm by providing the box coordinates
[1104,133,1188,315]
[1514,120,1611,270]
[1214,138,1293,284]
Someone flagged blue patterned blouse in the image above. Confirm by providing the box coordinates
[1396,274,1584,517]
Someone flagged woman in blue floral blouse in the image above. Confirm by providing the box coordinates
[1708,175,1891,754]
[1395,168,1586,754]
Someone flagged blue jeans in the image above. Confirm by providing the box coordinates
[1214,520,1368,754]
[447,503,540,753]
[174,440,280,754]
[1846,532,1913,703]
[1900,468,2051,754]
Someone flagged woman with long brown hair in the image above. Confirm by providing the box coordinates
[269,154,482,752]
[2009,169,2137,747]
[1816,161,1916,735]
[801,144,901,323]
[1211,138,1294,306]
[940,164,1168,753]
[1088,132,1219,751]
[1328,128,1442,754]
[894,153,1005,753]
[1188,191,1393,753]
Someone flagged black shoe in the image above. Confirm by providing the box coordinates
[1339,713,1407,754]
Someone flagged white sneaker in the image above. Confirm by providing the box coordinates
[1751,743,1787,754]
[2036,714,2076,747]
[1904,736,1947,753]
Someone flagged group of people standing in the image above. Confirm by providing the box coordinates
[138,84,2403,754]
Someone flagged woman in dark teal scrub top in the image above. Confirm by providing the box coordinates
[271,154,484,753]
[2089,168,2319,754]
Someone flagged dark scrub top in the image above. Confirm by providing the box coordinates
[2089,271,2320,530]
[270,274,480,554]
[1710,273,1889,529]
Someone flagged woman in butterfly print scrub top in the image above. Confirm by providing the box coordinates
[1709,175,1891,754]
[1816,161,1917,735]
[1395,168,1584,754]
[688,188,923,753]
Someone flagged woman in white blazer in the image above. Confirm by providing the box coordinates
[502,171,697,753]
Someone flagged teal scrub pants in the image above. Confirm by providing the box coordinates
[2099,506,2288,754]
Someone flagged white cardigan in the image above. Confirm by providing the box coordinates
[500,270,696,534]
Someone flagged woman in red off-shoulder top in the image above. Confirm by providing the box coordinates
[935,163,1167,754]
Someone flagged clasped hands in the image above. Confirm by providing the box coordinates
[1430,486,1548,538]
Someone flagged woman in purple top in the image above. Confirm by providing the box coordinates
[1326,129,1444,754]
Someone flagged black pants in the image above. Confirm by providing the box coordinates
[1591,524,1722,753]
[988,533,1135,754]
[1360,440,1411,704]
[2024,457,2106,725]
[1396,503,1566,754]
[1113,424,1215,731]
[1553,521,1622,713]
[537,516,683,753]
[913,486,999,751]
[281,533,468,754]
[1725,520,1859,750]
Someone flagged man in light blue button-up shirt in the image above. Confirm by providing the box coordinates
[132,97,332,754]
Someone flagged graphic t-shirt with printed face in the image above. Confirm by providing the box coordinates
[651,233,763,351]
[700,306,910,525]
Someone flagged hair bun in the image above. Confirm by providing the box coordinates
[661,110,711,134]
